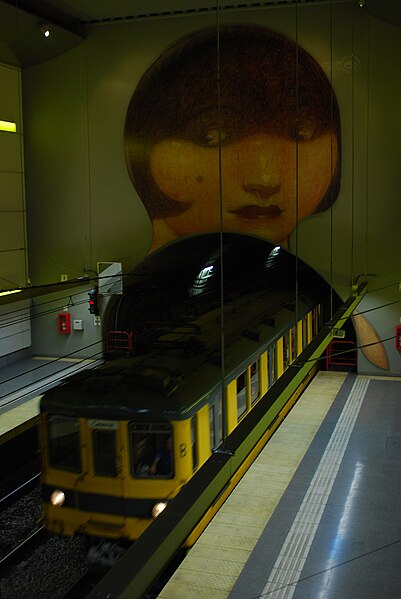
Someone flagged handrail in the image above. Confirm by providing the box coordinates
[326,339,357,369]
[105,330,133,353]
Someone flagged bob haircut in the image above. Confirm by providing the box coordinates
[124,24,341,220]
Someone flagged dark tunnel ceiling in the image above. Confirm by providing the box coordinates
[0,0,400,67]
[103,233,337,338]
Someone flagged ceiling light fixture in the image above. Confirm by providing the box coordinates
[40,22,50,38]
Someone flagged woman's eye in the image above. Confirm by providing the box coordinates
[205,129,228,147]
[288,123,316,141]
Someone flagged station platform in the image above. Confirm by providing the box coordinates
[157,371,401,599]
[0,355,102,443]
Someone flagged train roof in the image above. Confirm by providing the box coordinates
[41,286,324,421]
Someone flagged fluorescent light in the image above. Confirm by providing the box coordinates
[0,120,17,133]
[0,289,22,297]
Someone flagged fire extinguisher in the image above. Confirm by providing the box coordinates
[58,313,71,334]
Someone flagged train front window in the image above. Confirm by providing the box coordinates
[48,415,81,472]
[93,430,117,477]
[130,423,173,478]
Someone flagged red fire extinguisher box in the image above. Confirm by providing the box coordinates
[58,312,71,334]
[396,325,401,349]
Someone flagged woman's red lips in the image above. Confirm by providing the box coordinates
[230,204,284,219]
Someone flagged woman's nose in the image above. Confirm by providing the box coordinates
[237,136,282,200]
[242,181,281,201]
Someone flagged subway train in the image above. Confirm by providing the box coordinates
[39,235,336,561]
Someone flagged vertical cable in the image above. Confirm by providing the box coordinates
[364,14,370,277]
[79,27,93,275]
[329,0,334,317]
[295,1,299,343]
[17,62,29,287]
[350,9,355,288]
[11,3,29,288]
[216,2,226,441]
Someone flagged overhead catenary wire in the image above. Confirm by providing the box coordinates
[0,339,104,392]
[0,349,104,408]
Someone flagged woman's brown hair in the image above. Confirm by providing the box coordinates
[124,24,341,219]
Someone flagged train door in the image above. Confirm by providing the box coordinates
[46,414,83,475]
[191,416,198,471]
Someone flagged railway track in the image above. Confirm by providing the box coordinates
[0,526,48,573]
[0,472,40,507]
[0,461,88,598]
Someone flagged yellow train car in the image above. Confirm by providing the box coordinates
[40,285,326,561]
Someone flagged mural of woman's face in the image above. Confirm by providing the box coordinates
[150,128,338,244]
[124,25,341,250]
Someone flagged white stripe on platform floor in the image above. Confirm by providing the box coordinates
[261,376,370,599]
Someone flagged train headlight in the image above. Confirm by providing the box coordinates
[151,501,167,519]
[50,489,65,508]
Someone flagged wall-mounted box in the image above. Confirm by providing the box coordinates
[73,319,84,331]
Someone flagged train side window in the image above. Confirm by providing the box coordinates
[269,346,276,385]
[313,304,322,334]
[93,430,117,477]
[237,372,247,420]
[48,415,81,472]
[291,326,297,362]
[283,332,290,370]
[191,416,197,471]
[250,361,260,404]
[129,423,173,478]
[302,316,308,349]
[312,307,318,335]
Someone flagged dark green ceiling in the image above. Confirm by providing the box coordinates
[0,0,400,67]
